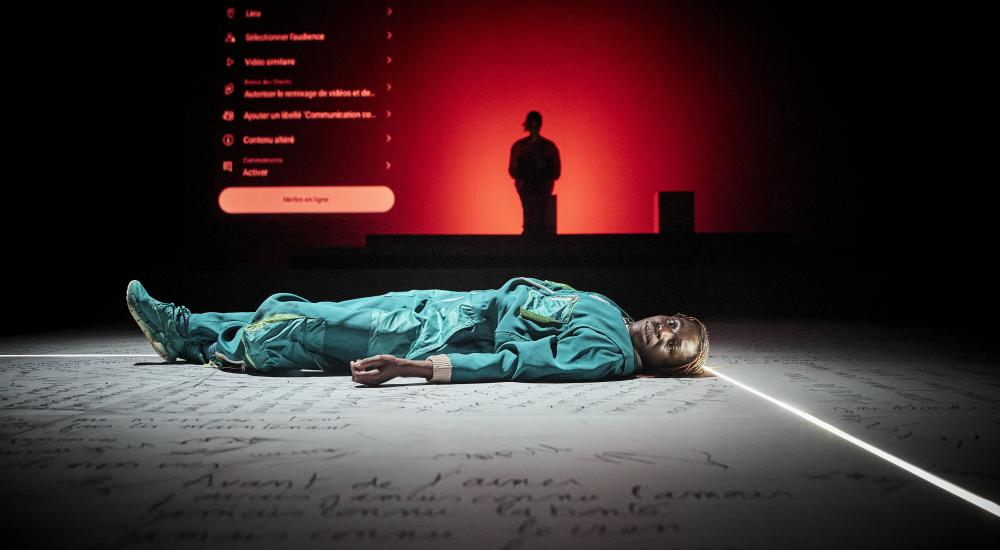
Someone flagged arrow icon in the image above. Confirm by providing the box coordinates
[386,56,392,64]
[385,161,392,170]
[385,110,392,118]
[386,82,392,92]
[386,134,392,143]
[386,31,392,40]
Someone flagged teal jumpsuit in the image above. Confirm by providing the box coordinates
[188,276,638,383]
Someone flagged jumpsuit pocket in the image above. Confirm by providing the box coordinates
[241,313,327,373]
[406,300,483,357]
[368,309,423,357]
[516,289,579,325]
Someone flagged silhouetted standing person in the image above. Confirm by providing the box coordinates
[509,111,561,235]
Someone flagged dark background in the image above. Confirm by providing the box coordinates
[3,2,992,341]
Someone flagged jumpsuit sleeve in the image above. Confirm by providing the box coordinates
[425,326,626,383]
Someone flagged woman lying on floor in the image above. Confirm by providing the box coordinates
[126,276,709,385]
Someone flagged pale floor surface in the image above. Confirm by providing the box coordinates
[0,319,997,549]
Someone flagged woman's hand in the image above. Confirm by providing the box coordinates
[350,354,434,386]
[351,354,404,386]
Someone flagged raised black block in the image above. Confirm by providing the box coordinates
[658,191,694,233]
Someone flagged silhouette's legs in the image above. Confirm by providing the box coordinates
[517,185,535,234]
[517,183,552,235]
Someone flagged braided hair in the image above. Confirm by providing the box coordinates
[670,312,709,375]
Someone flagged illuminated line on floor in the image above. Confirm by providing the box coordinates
[0,354,161,358]
[703,365,1000,518]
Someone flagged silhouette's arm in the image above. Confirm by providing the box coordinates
[552,146,561,180]
[508,144,519,179]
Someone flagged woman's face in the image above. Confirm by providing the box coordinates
[628,315,702,373]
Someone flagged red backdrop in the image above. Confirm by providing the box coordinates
[388,1,799,237]
[211,0,810,247]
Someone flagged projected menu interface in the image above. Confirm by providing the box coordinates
[217,3,395,213]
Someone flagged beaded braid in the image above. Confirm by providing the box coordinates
[671,313,710,375]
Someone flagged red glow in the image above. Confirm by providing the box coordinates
[382,1,726,236]
[215,1,791,245]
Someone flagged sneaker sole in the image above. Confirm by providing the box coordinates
[212,351,246,371]
[126,280,172,362]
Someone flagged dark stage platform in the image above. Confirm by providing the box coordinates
[290,232,850,269]
[283,232,885,322]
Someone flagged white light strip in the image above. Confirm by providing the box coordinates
[0,354,160,358]
[703,365,1000,518]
